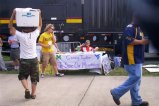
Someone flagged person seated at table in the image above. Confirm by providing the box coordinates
[80,40,99,52]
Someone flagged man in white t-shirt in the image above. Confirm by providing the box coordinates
[9,8,42,99]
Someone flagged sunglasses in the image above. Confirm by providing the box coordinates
[50,27,55,30]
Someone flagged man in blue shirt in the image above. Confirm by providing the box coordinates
[110,16,149,106]
[8,30,20,70]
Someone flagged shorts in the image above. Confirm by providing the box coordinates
[18,58,39,83]
[10,48,20,61]
[42,53,57,66]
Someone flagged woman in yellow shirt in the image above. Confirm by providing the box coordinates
[38,24,64,77]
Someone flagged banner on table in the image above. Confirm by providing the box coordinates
[56,53,102,70]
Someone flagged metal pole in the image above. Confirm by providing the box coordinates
[81,0,84,29]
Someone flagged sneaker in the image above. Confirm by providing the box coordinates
[31,95,36,99]
[25,89,31,99]
[55,73,64,77]
[110,89,120,105]
[132,101,149,106]
[41,73,44,78]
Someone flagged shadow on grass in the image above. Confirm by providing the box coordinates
[60,69,100,76]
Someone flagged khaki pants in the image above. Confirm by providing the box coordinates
[42,52,57,67]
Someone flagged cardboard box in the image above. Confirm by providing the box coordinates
[16,8,39,27]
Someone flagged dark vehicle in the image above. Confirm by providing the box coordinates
[0,0,139,55]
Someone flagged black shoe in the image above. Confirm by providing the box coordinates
[132,101,149,106]
[31,95,36,99]
[55,73,64,77]
[110,89,120,105]
[25,89,31,99]
[139,101,149,106]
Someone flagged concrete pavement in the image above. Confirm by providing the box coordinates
[0,74,159,106]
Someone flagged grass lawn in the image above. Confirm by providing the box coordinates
[0,67,159,76]
[1,54,159,76]
[108,67,159,76]
[3,55,11,61]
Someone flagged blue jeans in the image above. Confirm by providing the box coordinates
[111,64,142,105]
